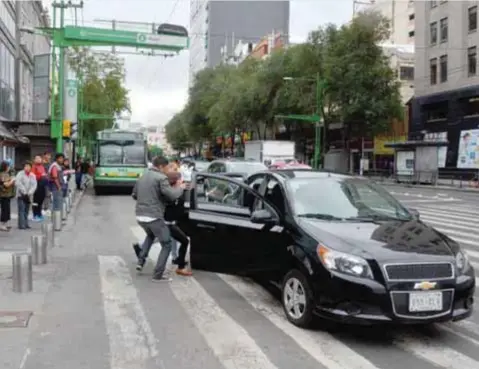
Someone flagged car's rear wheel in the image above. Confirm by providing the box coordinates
[281,269,314,328]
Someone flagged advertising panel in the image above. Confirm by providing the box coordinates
[373,135,407,155]
[424,132,447,168]
[457,129,479,168]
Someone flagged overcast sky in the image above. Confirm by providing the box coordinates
[42,0,356,127]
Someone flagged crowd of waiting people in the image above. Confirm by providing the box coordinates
[0,152,91,231]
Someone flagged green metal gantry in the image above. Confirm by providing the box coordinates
[43,1,189,152]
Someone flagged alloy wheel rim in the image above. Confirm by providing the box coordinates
[283,277,307,319]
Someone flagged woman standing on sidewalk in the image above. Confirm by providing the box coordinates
[0,160,16,231]
[32,155,47,221]
[15,161,37,230]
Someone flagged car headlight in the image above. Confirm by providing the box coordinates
[317,244,374,279]
[456,251,470,274]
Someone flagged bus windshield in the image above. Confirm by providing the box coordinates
[98,140,146,167]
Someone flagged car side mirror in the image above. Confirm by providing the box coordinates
[251,209,278,225]
[409,208,420,219]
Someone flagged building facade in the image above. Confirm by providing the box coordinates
[0,1,50,165]
[412,1,479,173]
[189,0,289,85]
[366,0,415,45]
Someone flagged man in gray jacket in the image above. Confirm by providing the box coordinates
[132,156,184,281]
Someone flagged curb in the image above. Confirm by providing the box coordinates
[373,181,479,193]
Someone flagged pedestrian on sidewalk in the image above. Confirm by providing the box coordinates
[47,153,65,213]
[15,161,37,230]
[132,155,185,282]
[0,160,15,231]
[75,157,83,190]
[42,152,52,215]
[31,155,47,221]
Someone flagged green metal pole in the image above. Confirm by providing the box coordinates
[56,0,65,153]
[50,4,57,139]
[314,72,322,169]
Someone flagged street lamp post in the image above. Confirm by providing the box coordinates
[279,73,325,169]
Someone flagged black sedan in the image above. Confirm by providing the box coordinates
[179,169,475,328]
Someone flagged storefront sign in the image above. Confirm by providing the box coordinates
[457,129,479,168]
[374,135,407,155]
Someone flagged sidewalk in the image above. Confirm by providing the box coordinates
[0,190,84,369]
[369,176,479,192]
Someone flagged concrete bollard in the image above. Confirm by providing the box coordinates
[52,210,62,231]
[31,235,47,265]
[41,222,55,248]
[61,200,68,220]
[12,252,33,293]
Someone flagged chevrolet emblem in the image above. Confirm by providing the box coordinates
[413,281,437,290]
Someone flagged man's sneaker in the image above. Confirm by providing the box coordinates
[136,261,145,272]
[176,268,193,276]
[152,275,173,282]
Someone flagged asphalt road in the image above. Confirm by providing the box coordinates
[9,188,479,369]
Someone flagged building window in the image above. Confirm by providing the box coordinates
[425,102,447,121]
[430,22,437,44]
[440,18,448,42]
[430,58,438,85]
[469,6,477,32]
[430,0,437,8]
[460,96,479,117]
[408,30,415,38]
[468,47,477,76]
[440,55,448,82]
[399,66,414,81]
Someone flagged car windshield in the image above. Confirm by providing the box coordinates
[285,177,412,221]
[98,140,146,166]
[229,162,267,174]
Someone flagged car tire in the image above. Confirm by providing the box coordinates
[281,269,315,328]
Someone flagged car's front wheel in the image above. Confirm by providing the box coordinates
[281,269,314,328]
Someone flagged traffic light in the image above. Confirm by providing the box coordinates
[62,120,71,137]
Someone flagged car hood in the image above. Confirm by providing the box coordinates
[297,218,458,262]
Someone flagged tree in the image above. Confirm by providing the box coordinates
[148,145,163,159]
[164,112,190,152]
[68,48,130,140]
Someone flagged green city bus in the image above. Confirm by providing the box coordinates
[93,129,147,195]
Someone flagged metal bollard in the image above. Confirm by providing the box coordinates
[12,252,33,293]
[62,200,68,220]
[52,210,62,231]
[41,222,55,248]
[31,235,47,265]
[65,196,71,213]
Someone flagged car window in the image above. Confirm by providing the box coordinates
[259,178,286,214]
[195,175,266,212]
[208,163,219,173]
[285,177,412,220]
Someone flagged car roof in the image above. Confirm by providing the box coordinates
[258,168,365,183]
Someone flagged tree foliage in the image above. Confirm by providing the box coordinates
[165,10,404,152]
[68,47,130,140]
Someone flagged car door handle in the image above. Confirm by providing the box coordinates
[197,223,216,230]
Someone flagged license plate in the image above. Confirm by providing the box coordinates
[409,291,443,312]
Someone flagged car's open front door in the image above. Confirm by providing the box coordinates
[178,172,281,276]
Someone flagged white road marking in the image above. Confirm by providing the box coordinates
[418,209,479,223]
[401,199,457,203]
[170,276,279,369]
[98,255,159,369]
[394,332,479,369]
[219,274,382,369]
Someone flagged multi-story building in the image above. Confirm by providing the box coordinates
[189,0,290,85]
[366,0,416,45]
[411,1,479,172]
[225,31,285,65]
[0,1,51,165]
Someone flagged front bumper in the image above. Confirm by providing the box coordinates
[94,179,136,188]
[311,271,475,325]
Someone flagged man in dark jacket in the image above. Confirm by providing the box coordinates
[132,156,184,282]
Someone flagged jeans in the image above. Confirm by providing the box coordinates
[0,197,11,223]
[75,172,83,190]
[137,219,175,278]
[169,224,189,269]
[17,196,30,229]
[51,188,63,211]
[32,184,46,217]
